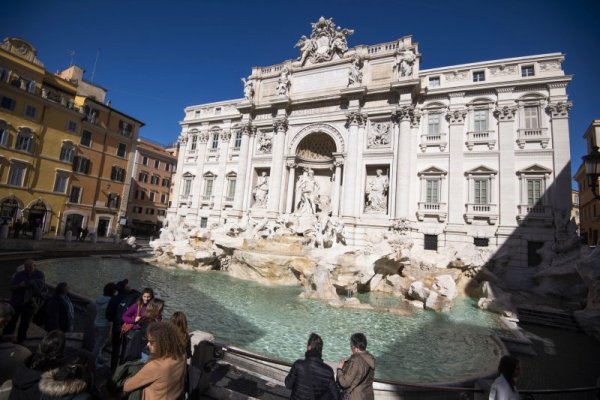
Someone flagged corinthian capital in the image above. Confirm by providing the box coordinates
[493,105,518,121]
[345,111,367,128]
[241,122,256,136]
[445,109,468,125]
[221,130,232,141]
[392,105,416,124]
[177,134,188,144]
[545,101,573,119]
[198,132,210,143]
[273,116,289,133]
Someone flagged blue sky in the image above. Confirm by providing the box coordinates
[3,0,599,180]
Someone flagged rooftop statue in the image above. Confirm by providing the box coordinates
[294,17,354,66]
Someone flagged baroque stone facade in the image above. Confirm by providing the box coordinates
[169,18,573,278]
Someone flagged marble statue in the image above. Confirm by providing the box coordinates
[296,168,319,215]
[257,131,273,153]
[276,66,290,96]
[253,172,269,207]
[241,77,254,100]
[347,55,363,87]
[396,49,416,78]
[365,169,389,213]
[294,17,354,65]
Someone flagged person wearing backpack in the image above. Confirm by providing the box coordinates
[105,280,138,371]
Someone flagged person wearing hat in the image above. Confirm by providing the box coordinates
[105,279,138,371]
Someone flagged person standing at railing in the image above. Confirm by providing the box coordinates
[489,355,520,400]
[336,333,375,400]
[285,333,340,400]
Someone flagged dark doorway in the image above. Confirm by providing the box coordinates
[97,218,110,237]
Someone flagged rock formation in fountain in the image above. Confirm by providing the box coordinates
[574,246,600,340]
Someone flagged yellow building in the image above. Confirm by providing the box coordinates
[0,37,144,238]
[574,119,600,245]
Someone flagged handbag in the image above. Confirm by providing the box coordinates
[120,305,140,336]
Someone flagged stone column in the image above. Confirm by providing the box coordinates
[233,123,255,214]
[192,132,209,212]
[494,103,518,231]
[341,112,366,218]
[445,108,468,227]
[546,101,573,212]
[285,160,297,214]
[171,134,188,212]
[331,159,343,216]
[392,106,414,219]
[267,117,288,215]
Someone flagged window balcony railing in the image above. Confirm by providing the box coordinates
[224,196,234,202]
[517,204,553,226]
[420,133,447,152]
[517,128,549,149]
[465,203,498,224]
[466,130,496,150]
[417,202,447,222]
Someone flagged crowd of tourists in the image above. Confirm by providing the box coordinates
[1,259,521,400]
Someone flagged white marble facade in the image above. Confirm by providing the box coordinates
[169,18,573,273]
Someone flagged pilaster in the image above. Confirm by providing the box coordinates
[341,111,367,219]
[267,116,288,215]
[445,108,468,231]
[233,122,255,214]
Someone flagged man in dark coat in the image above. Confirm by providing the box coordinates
[44,282,74,333]
[105,279,138,371]
[285,333,340,400]
[3,259,46,343]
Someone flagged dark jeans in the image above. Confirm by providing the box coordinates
[110,329,122,371]
[2,302,35,343]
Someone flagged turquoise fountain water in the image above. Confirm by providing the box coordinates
[40,257,503,383]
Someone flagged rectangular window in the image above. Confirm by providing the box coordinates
[162,178,170,187]
[226,178,236,200]
[473,109,488,132]
[24,105,37,119]
[145,208,155,215]
[69,186,81,203]
[140,191,146,200]
[190,136,197,151]
[154,159,160,169]
[183,179,192,196]
[107,193,120,208]
[0,128,8,146]
[211,133,219,149]
[428,76,440,88]
[67,120,77,132]
[149,192,156,202]
[133,206,142,213]
[157,210,166,216]
[425,179,440,203]
[200,217,208,228]
[151,175,159,185]
[138,172,148,183]
[521,65,535,77]
[427,114,440,135]
[53,173,69,193]
[142,156,148,166]
[527,179,543,205]
[8,164,26,186]
[165,163,172,172]
[73,156,91,174]
[119,120,132,137]
[524,106,539,129]
[474,237,489,247]
[80,130,92,147]
[15,134,33,152]
[424,234,438,251]
[1,96,16,111]
[204,178,214,196]
[59,144,74,163]
[234,132,243,149]
[473,70,485,82]
[117,143,127,157]
[160,193,167,203]
[111,166,125,182]
[474,179,489,204]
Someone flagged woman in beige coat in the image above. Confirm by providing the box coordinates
[336,333,375,400]
[123,322,186,400]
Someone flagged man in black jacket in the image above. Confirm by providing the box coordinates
[285,333,340,400]
[105,279,138,371]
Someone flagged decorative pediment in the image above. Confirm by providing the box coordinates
[465,165,497,176]
[468,97,494,107]
[181,171,195,178]
[203,171,216,178]
[516,164,552,176]
[418,166,447,176]
[1,38,43,66]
